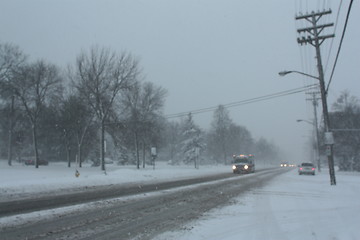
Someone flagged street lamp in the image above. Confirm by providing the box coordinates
[278,70,320,80]
[280,69,336,185]
[297,119,314,125]
[297,119,321,172]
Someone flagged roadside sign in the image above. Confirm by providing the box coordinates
[151,147,157,156]
[326,145,332,156]
[325,132,335,145]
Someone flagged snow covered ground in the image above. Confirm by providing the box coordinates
[1,160,360,240]
[0,160,231,200]
[157,168,360,240]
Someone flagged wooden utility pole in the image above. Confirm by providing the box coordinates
[306,92,321,172]
[296,10,336,185]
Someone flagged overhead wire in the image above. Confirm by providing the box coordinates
[326,0,354,93]
[165,84,319,119]
[321,0,333,77]
[324,0,342,75]
[297,1,318,100]
[294,0,327,123]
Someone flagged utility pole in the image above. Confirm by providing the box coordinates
[306,92,321,172]
[296,10,336,185]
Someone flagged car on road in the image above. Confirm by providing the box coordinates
[232,154,255,174]
[298,162,315,175]
[24,157,49,166]
[280,162,289,167]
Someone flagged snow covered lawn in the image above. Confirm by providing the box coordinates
[0,160,231,200]
[157,168,360,240]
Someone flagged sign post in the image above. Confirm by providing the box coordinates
[151,147,157,170]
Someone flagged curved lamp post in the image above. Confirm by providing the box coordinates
[279,70,319,80]
[297,119,314,125]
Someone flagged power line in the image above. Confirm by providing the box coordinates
[324,0,343,74]
[165,84,319,119]
[326,0,354,93]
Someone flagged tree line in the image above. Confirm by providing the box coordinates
[0,42,280,169]
[325,91,360,171]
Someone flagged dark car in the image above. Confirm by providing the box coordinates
[24,157,49,166]
[298,162,315,175]
[232,154,255,174]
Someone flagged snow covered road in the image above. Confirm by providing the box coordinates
[1,161,359,240]
[0,166,286,240]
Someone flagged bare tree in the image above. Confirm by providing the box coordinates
[61,94,94,168]
[121,81,167,168]
[0,43,27,166]
[123,81,142,168]
[57,98,75,167]
[164,121,182,164]
[139,82,167,167]
[0,43,26,81]
[10,60,63,168]
[227,123,254,155]
[208,105,232,164]
[73,46,139,171]
[254,138,279,165]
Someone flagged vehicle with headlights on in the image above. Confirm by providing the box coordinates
[280,162,289,167]
[232,154,255,174]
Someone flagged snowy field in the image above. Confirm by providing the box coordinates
[1,160,360,240]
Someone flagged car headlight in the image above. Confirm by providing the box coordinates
[244,165,249,170]
[232,165,237,170]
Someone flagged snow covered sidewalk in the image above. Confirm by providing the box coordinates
[157,168,360,240]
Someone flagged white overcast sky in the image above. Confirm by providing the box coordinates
[1,0,359,163]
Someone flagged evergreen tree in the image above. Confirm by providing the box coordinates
[181,113,205,167]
